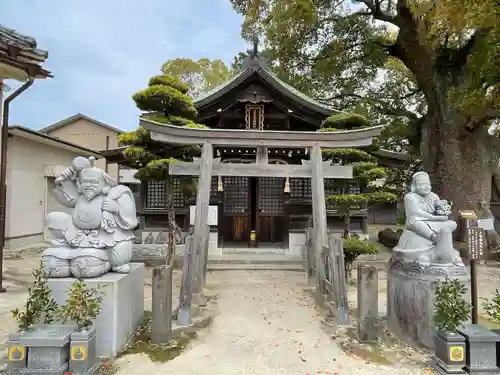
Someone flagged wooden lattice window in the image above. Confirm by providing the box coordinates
[171,179,185,208]
[290,178,312,198]
[223,176,249,213]
[245,104,264,130]
[211,176,218,197]
[146,179,185,208]
[146,181,165,208]
[258,177,284,214]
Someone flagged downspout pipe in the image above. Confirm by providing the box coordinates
[0,78,35,293]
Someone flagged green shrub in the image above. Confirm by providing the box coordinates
[56,279,103,331]
[343,237,378,279]
[433,279,471,332]
[481,289,500,326]
[12,263,58,330]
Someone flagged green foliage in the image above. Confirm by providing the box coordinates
[327,191,398,210]
[433,279,472,332]
[161,57,232,98]
[56,279,103,331]
[396,214,406,226]
[132,83,197,120]
[322,148,376,163]
[343,237,378,278]
[119,127,150,146]
[481,289,500,326]
[134,158,178,181]
[321,113,371,129]
[11,263,58,330]
[148,75,189,95]
[122,73,208,182]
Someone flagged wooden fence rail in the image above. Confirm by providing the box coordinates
[305,227,350,325]
[131,228,211,341]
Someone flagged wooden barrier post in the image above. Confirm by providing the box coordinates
[177,235,196,326]
[194,224,210,306]
[357,264,379,342]
[305,228,315,284]
[331,236,349,325]
[151,265,173,343]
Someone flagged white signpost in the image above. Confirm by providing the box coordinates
[190,205,218,226]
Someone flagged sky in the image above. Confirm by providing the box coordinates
[0,0,247,131]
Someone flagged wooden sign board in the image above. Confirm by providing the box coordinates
[190,205,218,226]
[459,210,477,220]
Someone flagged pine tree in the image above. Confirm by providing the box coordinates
[320,113,398,278]
[119,74,208,265]
[12,263,58,330]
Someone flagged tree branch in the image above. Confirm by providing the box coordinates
[359,0,399,25]
[465,108,500,133]
[323,92,421,121]
[456,28,492,68]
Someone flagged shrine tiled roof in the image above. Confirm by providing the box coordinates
[194,56,336,116]
[0,24,48,62]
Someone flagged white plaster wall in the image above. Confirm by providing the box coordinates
[5,136,87,249]
[287,232,306,257]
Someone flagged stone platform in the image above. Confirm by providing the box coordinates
[48,263,145,358]
[387,257,470,349]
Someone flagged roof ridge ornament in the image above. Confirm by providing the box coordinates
[252,34,259,58]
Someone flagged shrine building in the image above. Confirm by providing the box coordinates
[104,49,406,252]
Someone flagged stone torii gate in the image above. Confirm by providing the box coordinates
[140,118,383,305]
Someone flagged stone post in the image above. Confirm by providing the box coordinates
[151,265,173,343]
[357,264,379,342]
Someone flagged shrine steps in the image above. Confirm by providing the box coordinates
[207,253,305,272]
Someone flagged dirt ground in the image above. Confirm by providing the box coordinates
[2,247,500,374]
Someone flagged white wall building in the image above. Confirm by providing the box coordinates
[5,126,101,249]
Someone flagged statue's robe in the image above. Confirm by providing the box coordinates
[48,185,138,248]
[405,192,456,234]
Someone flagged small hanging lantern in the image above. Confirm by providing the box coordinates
[217,175,224,192]
[284,177,290,193]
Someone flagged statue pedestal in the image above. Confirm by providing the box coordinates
[387,256,470,349]
[48,263,145,358]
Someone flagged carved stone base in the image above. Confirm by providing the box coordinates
[42,247,111,278]
[387,257,470,349]
[393,229,461,265]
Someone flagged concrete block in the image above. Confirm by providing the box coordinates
[287,232,306,256]
[48,263,145,358]
[69,328,99,375]
[19,325,74,374]
[457,324,500,374]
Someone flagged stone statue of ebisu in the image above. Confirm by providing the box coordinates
[394,171,462,265]
[387,171,469,349]
[41,156,138,278]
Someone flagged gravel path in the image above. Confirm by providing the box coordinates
[115,271,423,375]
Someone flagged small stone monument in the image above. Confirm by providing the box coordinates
[41,156,138,278]
[387,171,470,349]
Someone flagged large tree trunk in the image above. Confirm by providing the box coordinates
[420,108,494,215]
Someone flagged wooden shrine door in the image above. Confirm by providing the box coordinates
[221,176,251,245]
[257,177,285,246]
